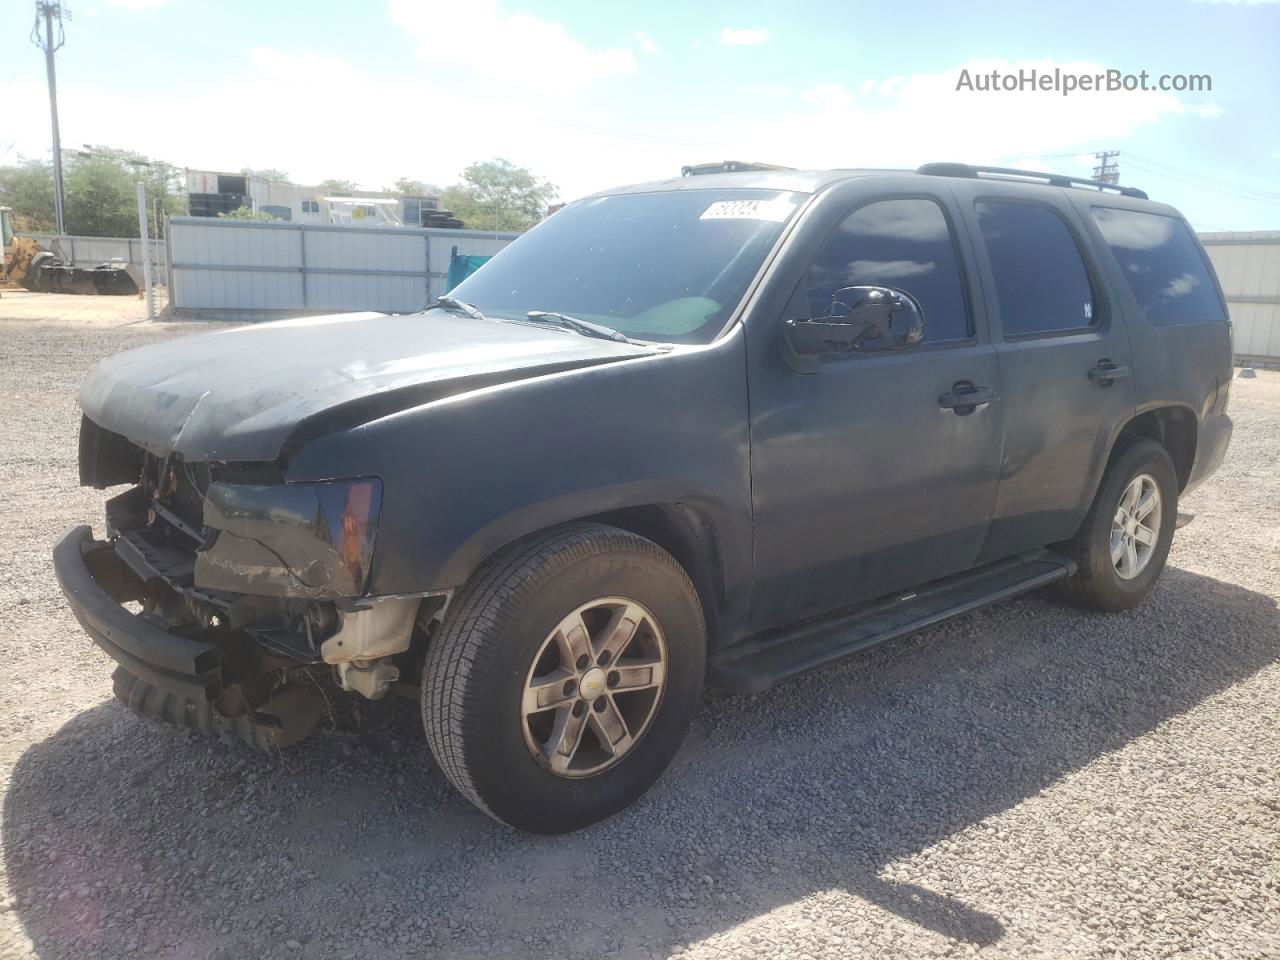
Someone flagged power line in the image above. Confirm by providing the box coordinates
[2,43,35,97]
[1123,152,1280,202]
[1123,156,1280,206]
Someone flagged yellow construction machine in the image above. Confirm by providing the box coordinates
[2,206,138,295]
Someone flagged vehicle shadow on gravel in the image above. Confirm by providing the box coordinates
[5,567,1277,959]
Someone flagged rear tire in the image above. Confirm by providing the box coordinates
[421,523,706,834]
[1055,438,1178,611]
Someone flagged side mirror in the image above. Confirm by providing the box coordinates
[784,286,925,356]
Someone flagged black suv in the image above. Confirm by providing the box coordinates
[55,162,1233,833]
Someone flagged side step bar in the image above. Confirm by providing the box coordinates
[708,551,1076,694]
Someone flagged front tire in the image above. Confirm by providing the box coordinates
[421,523,706,833]
[1055,438,1178,611]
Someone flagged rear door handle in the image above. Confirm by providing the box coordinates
[1088,360,1131,386]
[938,381,994,415]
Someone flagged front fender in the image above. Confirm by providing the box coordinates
[284,329,753,600]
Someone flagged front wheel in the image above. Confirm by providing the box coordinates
[421,523,706,833]
[1055,438,1178,611]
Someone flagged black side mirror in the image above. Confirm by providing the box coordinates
[784,286,925,356]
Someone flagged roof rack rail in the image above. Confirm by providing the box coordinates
[917,162,1148,200]
[681,160,794,177]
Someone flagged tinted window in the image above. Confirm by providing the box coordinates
[450,189,800,345]
[976,201,1095,337]
[1090,208,1226,326]
[806,198,970,342]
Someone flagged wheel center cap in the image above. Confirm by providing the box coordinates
[579,667,607,700]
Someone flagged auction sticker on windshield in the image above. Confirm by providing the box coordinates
[699,198,796,222]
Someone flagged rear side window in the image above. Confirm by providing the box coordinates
[976,200,1095,337]
[1090,208,1226,326]
[806,198,970,342]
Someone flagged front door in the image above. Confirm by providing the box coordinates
[746,194,1005,630]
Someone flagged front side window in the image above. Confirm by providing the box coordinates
[1090,207,1226,326]
[806,198,970,342]
[976,200,1095,337]
[448,189,802,344]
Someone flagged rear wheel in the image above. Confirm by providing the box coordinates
[1056,438,1178,611]
[421,523,705,833]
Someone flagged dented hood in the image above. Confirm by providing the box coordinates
[80,311,656,462]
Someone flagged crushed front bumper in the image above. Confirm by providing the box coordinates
[53,525,224,703]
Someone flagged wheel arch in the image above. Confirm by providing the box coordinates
[1108,404,1198,492]
[582,504,727,650]
[439,501,731,652]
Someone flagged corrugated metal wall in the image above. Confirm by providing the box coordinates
[1200,231,1280,362]
[167,217,516,320]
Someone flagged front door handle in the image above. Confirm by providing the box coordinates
[938,381,994,415]
[1088,360,1131,386]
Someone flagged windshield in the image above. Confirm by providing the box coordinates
[446,189,803,345]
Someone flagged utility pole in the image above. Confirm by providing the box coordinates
[136,183,154,320]
[32,1,69,235]
[1093,150,1120,185]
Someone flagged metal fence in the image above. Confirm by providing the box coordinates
[166,217,518,321]
[1200,231,1280,363]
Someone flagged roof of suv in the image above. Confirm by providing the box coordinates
[588,168,893,198]
[587,162,1159,207]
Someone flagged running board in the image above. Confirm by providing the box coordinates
[708,551,1076,693]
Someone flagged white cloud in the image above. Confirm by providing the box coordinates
[735,59,1225,173]
[719,27,769,46]
[1,46,682,204]
[634,31,660,55]
[1,52,1229,216]
[103,0,167,9]
[388,0,635,94]
[742,84,793,97]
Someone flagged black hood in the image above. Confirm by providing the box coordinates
[80,311,657,462]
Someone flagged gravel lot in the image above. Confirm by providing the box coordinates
[0,312,1276,960]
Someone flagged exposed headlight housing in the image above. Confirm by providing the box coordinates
[195,478,382,598]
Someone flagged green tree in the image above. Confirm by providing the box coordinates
[0,157,57,232]
[218,206,275,221]
[0,146,185,237]
[441,159,556,231]
[388,177,440,197]
[317,178,359,196]
[241,167,290,182]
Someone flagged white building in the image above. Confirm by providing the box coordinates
[185,171,453,228]
[1199,231,1280,363]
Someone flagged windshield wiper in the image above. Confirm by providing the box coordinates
[525,310,632,343]
[428,296,487,321]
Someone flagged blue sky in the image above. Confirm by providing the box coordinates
[3,0,1278,229]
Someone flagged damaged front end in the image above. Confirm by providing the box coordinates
[56,416,438,748]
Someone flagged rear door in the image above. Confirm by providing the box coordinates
[955,185,1136,562]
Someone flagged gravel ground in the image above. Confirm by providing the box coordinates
[0,314,1276,960]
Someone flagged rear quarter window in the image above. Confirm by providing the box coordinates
[1090,207,1227,326]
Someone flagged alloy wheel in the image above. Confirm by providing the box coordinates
[1111,473,1162,580]
[521,597,668,778]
